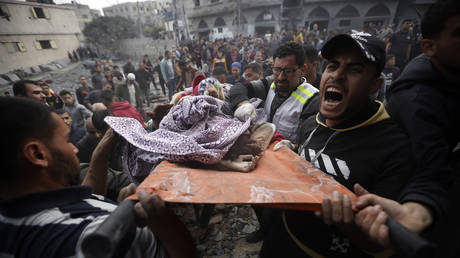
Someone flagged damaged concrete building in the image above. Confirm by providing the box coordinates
[184,0,434,39]
[0,0,82,77]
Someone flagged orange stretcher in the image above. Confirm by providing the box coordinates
[86,145,433,258]
[128,143,356,211]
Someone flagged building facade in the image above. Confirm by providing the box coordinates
[185,0,431,39]
[0,0,82,74]
[103,0,171,27]
[59,1,101,32]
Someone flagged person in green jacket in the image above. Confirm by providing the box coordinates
[114,72,143,109]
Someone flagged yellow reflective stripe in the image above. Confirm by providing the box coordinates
[270,83,275,89]
[291,91,307,105]
[297,85,314,98]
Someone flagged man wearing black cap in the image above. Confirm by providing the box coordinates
[259,33,414,257]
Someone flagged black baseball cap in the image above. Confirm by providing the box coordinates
[320,33,386,74]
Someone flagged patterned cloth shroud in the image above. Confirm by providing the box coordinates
[105,95,252,184]
[196,77,233,101]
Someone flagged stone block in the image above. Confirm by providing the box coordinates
[55,60,69,67]
[209,214,223,224]
[5,73,20,82]
[31,66,42,73]
[39,65,51,72]
[43,64,58,71]
[23,67,33,76]
[0,77,9,86]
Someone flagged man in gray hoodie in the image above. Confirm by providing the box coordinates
[59,90,92,129]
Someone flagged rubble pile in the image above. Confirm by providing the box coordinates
[172,204,262,257]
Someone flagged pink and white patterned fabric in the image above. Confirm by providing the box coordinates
[105,95,252,184]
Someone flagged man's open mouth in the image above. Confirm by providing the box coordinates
[324,86,343,105]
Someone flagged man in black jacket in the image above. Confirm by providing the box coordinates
[353,1,460,256]
[260,33,415,257]
[135,62,150,104]
[123,57,136,75]
[153,57,166,96]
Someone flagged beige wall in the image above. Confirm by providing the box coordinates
[0,35,80,74]
[0,1,82,74]
[1,2,80,35]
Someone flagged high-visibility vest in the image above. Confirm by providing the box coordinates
[264,78,318,143]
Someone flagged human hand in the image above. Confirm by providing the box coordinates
[117,183,137,203]
[315,185,390,251]
[353,184,433,250]
[135,190,198,257]
[134,190,169,230]
[100,128,118,147]
[317,191,354,229]
[94,128,119,157]
[234,102,256,122]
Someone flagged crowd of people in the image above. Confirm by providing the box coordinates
[1,0,459,257]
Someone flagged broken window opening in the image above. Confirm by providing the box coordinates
[3,42,26,53]
[0,5,11,21]
[33,7,46,18]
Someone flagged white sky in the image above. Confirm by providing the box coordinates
[54,0,144,13]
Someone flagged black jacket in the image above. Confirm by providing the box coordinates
[262,101,414,257]
[386,54,460,221]
[298,101,413,196]
[123,62,136,75]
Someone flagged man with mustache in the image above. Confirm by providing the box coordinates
[259,33,414,257]
[13,80,46,104]
[230,42,319,143]
[0,97,196,257]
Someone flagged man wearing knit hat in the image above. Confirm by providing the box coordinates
[227,62,245,85]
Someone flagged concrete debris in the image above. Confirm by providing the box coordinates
[31,66,42,73]
[209,214,223,224]
[23,67,34,76]
[242,224,257,234]
[0,59,76,87]
[0,77,9,86]
[215,231,224,241]
[39,65,51,72]
[4,73,20,82]
[171,204,262,257]
[55,60,70,68]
